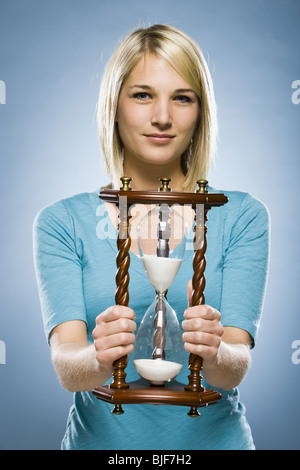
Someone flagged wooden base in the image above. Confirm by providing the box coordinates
[92,379,221,414]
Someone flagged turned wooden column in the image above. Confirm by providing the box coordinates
[109,178,132,413]
[185,180,209,416]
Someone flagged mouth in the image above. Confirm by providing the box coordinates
[144,133,175,144]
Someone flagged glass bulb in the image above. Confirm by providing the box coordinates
[133,203,188,385]
[133,293,184,385]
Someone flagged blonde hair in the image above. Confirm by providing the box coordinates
[97,24,218,192]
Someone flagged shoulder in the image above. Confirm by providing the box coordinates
[33,190,101,229]
[209,186,270,226]
[207,186,270,253]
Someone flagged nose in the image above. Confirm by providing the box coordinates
[151,98,172,128]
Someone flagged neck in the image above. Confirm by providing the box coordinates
[123,157,185,192]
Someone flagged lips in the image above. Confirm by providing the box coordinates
[144,133,175,144]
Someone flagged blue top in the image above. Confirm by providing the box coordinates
[33,187,270,450]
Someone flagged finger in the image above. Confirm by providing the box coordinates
[183,342,219,362]
[182,318,223,336]
[184,305,221,321]
[96,305,136,324]
[96,331,136,350]
[101,317,137,336]
[95,343,134,367]
[182,331,222,348]
[92,318,136,345]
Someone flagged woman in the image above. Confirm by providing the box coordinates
[33,24,269,450]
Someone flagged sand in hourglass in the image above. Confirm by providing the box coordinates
[135,255,183,385]
[141,254,182,293]
[134,359,183,385]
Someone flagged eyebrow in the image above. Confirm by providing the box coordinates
[128,84,196,94]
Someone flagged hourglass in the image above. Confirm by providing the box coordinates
[133,203,187,385]
[93,177,228,416]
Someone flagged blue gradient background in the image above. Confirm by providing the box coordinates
[0,0,299,450]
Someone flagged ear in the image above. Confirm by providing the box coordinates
[187,279,193,307]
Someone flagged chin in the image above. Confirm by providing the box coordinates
[137,153,181,167]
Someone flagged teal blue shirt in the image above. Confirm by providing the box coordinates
[33,187,270,450]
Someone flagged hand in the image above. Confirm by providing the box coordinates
[182,280,224,367]
[92,305,136,369]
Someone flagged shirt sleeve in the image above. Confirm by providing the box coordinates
[220,193,270,347]
[33,200,87,343]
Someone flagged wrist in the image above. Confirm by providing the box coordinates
[91,344,114,383]
[202,343,222,372]
[202,341,251,390]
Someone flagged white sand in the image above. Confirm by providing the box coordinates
[141,255,182,293]
[134,358,183,385]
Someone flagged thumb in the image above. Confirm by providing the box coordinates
[187,280,193,307]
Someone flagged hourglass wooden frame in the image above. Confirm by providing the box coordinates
[92,177,228,416]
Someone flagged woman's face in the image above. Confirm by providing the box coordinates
[116,53,200,169]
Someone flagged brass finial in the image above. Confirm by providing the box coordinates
[196,179,208,194]
[111,404,124,415]
[120,176,132,191]
[187,406,200,417]
[159,177,171,192]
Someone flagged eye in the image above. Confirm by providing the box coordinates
[174,95,192,103]
[133,92,151,101]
